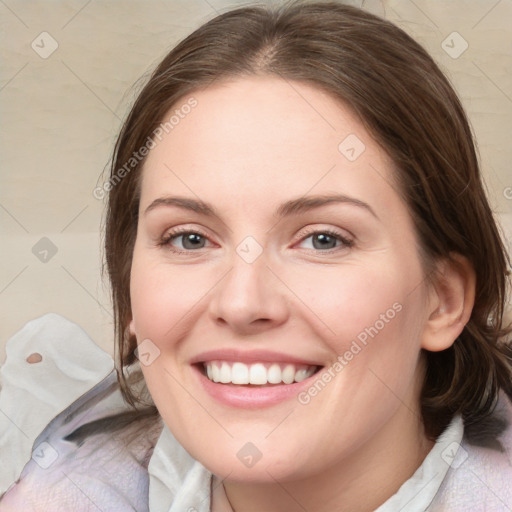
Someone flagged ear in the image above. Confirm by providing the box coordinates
[128,317,136,338]
[421,253,476,352]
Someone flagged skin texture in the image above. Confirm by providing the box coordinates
[129,76,475,512]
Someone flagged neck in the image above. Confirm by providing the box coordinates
[223,399,434,512]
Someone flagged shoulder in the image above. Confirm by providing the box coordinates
[0,313,115,493]
[430,392,512,510]
[0,313,163,511]
[1,366,163,511]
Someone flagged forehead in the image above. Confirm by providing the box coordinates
[138,76,405,222]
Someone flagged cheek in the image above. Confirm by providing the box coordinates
[129,253,213,341]
[291,259,421,347]
[287,256,427,403]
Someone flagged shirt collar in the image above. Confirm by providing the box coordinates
[149,415,464,512]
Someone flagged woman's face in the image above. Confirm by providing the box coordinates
[130,76,434,482]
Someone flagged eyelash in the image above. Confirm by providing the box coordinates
[158,228,211,254]
[299,227,354,252]
[158,227,354,254]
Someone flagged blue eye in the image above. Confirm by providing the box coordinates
[160,230,209,251]
[298,230,353,251]
[159,228,353,254]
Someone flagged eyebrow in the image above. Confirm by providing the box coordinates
[143,193,378,219]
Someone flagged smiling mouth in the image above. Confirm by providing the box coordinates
[201,361,321,386]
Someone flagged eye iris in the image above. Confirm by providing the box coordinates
[183,233,204,249]
[313,233,336,250]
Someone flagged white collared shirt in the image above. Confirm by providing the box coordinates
[147,414,465,512]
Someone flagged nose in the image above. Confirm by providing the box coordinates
[208,251,289,335]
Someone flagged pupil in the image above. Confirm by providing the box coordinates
[183,233,204,249]
[314,233,335,250]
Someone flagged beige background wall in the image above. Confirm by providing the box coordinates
[1,0,511,362]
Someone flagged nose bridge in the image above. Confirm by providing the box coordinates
[229,247,268,297]
[209,240,288,330]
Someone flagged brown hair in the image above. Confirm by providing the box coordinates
[103,0,512,440]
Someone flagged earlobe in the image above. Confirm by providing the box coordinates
[128,318,136,338]
[421,254,476,352]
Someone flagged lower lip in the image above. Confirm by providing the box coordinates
[193,365,320,408]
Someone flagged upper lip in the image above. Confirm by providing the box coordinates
[190,349,324,366]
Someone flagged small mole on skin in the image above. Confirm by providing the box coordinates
[26,352,43,364]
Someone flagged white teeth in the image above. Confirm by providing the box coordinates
[211,363,220,382]
[267,363,282,384]
[220,362,231,383]
[231,362,249,384]
[294,368,310,382]
[249,363,267,385]
[282,364,295,384]
[204,361,317,386]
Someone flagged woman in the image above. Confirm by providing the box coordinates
[1,1,511,510]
